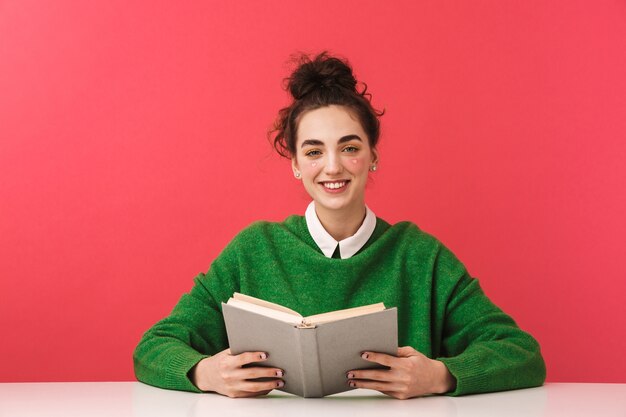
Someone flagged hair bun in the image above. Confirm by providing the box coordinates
[287,52,357,100]
[270,51,384,159]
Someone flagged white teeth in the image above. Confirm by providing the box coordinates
[323,181,346,189]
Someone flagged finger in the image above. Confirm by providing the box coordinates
[348,378,395,392]
[361,351,397,367]
[397,346,418,357]
[239,379,284,393]
[234,366,284,380]
[229,389,273,398]
[230,351,268,367]
[346,369,394,382]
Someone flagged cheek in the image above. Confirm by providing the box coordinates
[301,160,320,176]
[349,157,367,172]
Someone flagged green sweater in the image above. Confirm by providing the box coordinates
[133,216,546,396]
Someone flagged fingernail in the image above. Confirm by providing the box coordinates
[349,382,356,387]
[276,370,284,377]
[361,352,369,359]
[260,353,267,360]
[346,372,354,379]
[277,381,284,388]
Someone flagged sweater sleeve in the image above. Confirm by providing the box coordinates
[132,238,241,392]
[434,246,546,396]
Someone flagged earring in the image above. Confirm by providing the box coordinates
[369,165,377,172]
[294,172,301,179]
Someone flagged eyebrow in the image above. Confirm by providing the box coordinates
[300,134,363,148]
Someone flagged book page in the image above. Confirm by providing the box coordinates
[228,298,303,325]
[232,293,303,317]
[304,303,386,325]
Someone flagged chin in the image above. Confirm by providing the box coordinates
[314,197,357,213]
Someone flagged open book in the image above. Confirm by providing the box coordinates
[222,293,398,397]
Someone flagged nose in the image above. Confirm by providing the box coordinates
[324,151,343,175]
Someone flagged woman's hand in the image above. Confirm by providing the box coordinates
[191,348,285,398]
[346,346,456,399]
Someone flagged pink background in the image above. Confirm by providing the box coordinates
[1,1,625,383]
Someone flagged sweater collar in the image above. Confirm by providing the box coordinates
[304,201,377,259]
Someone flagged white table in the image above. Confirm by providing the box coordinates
[1,382,625,417]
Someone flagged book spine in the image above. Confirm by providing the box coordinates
[296,327,324,398]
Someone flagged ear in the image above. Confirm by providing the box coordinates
[371,148,379,166]
[291,157,300,176]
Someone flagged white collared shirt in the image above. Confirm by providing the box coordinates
[304,201,377,259]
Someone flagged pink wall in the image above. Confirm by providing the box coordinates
[1,1,625,383]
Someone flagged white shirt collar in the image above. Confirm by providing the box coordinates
[304,201,377,259]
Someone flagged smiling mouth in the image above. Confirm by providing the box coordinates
[320,180,350,190]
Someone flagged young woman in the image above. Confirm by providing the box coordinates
[133,52,546,399]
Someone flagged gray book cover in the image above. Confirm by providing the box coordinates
[222,303,398,397]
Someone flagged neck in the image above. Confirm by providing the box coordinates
[315,203,366,242]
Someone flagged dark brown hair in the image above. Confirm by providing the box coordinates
[269,51,384,158]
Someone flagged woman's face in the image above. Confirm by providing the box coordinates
[292,105,377,216]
